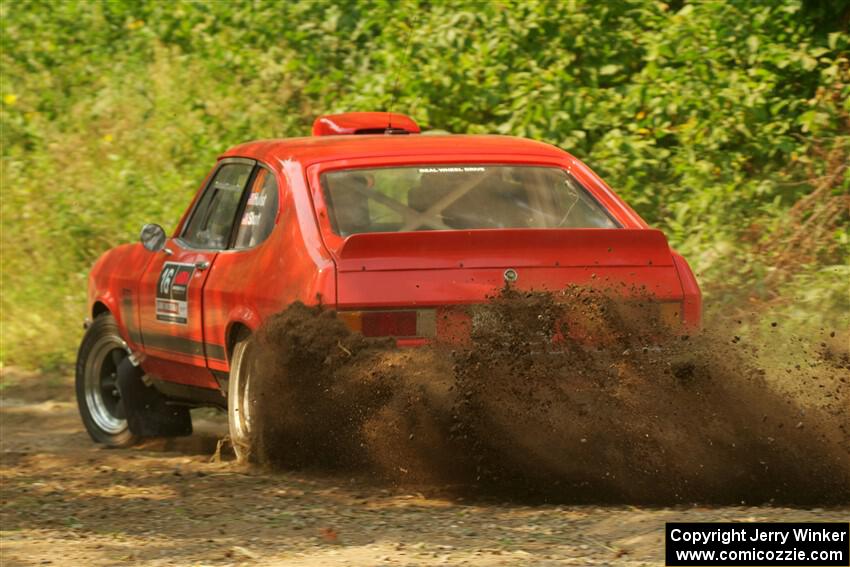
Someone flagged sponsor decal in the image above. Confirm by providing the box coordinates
[246,192,267,207]
[417,166,486,173]
[155,262,195,325]
[240,211,261,226]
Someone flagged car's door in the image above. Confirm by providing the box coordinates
[202,165,283,374]
[137,158,256,388]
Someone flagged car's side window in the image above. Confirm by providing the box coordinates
[234,168,279,249]
[182,163,253,250]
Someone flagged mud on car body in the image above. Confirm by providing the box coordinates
[75,111,701,456]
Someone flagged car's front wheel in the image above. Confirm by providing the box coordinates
[228,337,256,461]
[75,313,139,447]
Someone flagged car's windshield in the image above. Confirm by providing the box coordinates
[320,165,619,236]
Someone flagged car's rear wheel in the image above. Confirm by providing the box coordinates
[228,337,256,462]
[75,313,138,447]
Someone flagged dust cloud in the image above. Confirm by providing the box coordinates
[249,288,849,505]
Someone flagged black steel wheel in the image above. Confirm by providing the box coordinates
[75,313,138,447]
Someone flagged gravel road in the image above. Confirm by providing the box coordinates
[1,369,847,566]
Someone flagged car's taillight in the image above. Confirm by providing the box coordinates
[337,309,436,338]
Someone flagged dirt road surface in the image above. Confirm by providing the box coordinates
[1,368,847,566]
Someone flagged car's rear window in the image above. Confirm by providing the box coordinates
[320,165,619,236]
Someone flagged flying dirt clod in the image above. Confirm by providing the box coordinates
[249,288,850,505]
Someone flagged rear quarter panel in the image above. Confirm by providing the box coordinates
[202,158,335,373]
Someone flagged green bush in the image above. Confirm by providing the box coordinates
[1,0,847,368]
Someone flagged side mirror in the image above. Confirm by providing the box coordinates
[140,223,167,252]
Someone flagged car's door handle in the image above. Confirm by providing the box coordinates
[195,261,210,271]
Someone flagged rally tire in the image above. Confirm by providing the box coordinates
[228,337,256,462]
[75,313,139,447]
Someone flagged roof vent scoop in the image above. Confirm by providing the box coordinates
[312,112,420,136]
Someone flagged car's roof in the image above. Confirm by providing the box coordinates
[221,134,571,167]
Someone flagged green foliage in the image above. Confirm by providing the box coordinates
[1,0,848,368]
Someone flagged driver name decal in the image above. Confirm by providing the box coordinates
[155,262,195,325]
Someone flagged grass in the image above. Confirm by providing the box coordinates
[1,1,847,369]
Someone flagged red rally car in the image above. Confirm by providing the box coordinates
[76,112,701,454]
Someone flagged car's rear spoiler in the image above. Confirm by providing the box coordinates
[334,229,674,272]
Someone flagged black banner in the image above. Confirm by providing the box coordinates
[666,522,849,566]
